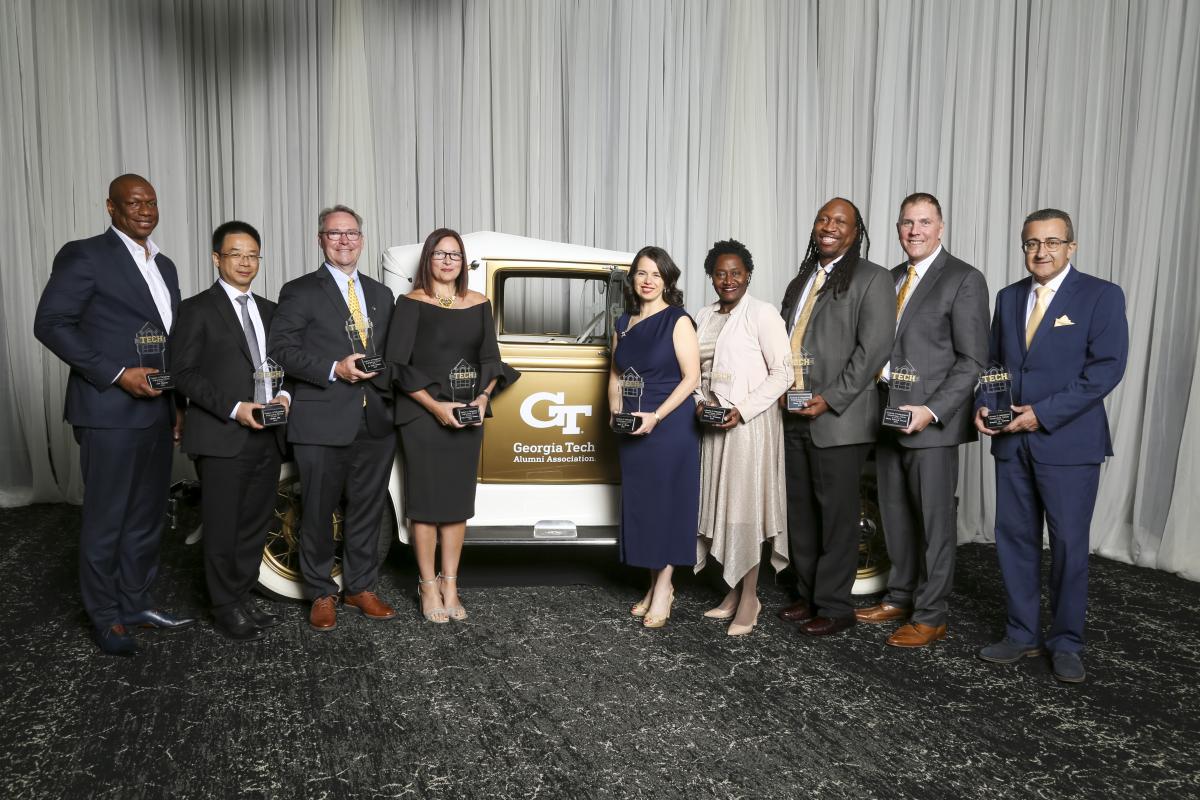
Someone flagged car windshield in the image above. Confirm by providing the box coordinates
[497,272,610,345]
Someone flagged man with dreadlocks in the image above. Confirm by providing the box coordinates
[775,197,895,637]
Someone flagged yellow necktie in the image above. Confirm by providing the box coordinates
[347,277,368,348]
[1025,285,1051,348]
[789,268,826,390]
[895,266,918,319]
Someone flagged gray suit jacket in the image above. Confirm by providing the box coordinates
[884,248,990,448]
[780,256,894,447]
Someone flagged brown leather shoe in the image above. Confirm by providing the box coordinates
[309,595,338,631]
[343,591,396,620]
[886,622,947,648]
[799,615,856,636]
[855,603,911,623]
[777,600,816,623]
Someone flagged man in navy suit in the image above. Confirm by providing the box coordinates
[34,174,196,656]
[975,208,1128,683]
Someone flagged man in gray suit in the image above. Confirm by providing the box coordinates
[856,193,990,647]
[776,197,895,636]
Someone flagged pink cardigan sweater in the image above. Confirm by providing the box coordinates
[692,293,794,422]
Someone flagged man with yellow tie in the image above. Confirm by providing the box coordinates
[268,205,398,631]
[855,194,989,647]
[775,197,894,636]
[974,209,1128,683]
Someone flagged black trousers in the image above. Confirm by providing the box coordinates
[195,432,282,612]
[75,419,173,628]
[783,420,870,620]
[292,414,396,599]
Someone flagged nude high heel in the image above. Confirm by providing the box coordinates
[726,598,761,636]
[417,577,449,624]
[439,573,467,621]
[643,589,675,629]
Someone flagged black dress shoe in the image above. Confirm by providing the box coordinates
[212,607,264,641]
[242,600,282,629]
[777,600,816,623]
[125,608,197,630]
[799,615,856,637]
[91,624,137,656]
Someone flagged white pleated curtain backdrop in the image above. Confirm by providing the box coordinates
[1,0,1197,581]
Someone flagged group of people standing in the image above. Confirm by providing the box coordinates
[608,193,1127,685]
[34,175,1127,686]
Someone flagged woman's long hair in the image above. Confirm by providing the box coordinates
[624,245,685,312]
[413,228,468,297]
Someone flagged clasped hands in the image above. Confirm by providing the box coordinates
[434,395,487,429]
[777,393,830,418]
[974,404,1039,436]
[694,401,742,430]
[235,395,290,430]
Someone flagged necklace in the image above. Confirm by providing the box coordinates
[434,293,456,308]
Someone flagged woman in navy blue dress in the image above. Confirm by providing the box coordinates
[609,246,700,628]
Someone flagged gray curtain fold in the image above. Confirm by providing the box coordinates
[1,0,1197,579]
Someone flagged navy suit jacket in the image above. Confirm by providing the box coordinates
[34,228,181,429]
[982,267,1127,465]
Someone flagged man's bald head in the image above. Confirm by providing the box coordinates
[106,174,159,245]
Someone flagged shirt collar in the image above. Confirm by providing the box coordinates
[908,245,942,278]
[818,253,845,275]
[324,262,360,286]
[1033,263,1072,294]
[217,278,253,302]
[111,225,160,261]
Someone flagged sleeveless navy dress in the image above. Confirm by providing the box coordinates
[613,304,700,569]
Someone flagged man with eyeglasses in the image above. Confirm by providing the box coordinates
[171,221,289,640]
[974,208,1128,684]
[268,205,398,631]
[34,174,196,656]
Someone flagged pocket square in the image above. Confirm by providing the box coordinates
[1053,315,1074,327]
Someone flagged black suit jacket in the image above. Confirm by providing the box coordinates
[34,228,181,429]
[884,248,990,448]
[171,282,287,458]
[268,265,395,445]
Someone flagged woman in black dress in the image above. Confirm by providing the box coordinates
[385,229,518,623]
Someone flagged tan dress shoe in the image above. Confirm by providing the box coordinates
[886,622,947,647]
[310,595,338,631]
[855,603,911,623]
[343,591,397,620]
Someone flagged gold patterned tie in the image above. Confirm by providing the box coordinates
[895,266,918,319]
[1025,285,1051,348]
[347,277,368,348]
[789,268,826,390]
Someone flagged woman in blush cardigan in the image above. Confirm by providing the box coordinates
[693,239,793,635]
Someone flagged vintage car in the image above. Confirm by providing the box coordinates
[255,233,889,598]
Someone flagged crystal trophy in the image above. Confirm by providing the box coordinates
[700,370,732,425]
[252,358,287,426]
[345,315,385,373]
[135,322,174,390]
[449,359,482,425]
[612,367,644,433]
[881,360,920,429]
[980,363,1014,429]
[786,349,815,410]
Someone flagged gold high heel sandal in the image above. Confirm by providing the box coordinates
[643,589,675,629]
[417,577,449,624]
[440,573,467,621]
[631,595,652,617]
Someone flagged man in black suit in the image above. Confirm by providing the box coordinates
[776,197,895,636]
[856,193,990,647]
[171,221,289,641]
[267,205,397,631]
[34,174,196,656]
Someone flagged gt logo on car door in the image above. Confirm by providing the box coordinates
[519,392,592,435]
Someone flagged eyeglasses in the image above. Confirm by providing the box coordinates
[1021,238,1071,254]
[219,252,263,264]
[321,230,362,242]
[432,250,463,262]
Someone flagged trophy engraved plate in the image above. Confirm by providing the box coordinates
[449,359,482,425]
[252,358,287,426]
[701,369,733,425]
[345,315,385,374]
[613,367,644,433]
[980,363,1014,430]
[882,360,919,429]
[135,322,174,390]
[786,349,814,410]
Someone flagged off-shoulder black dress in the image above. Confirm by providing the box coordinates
[384,297,518,522]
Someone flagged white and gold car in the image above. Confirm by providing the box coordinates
[256,233,888,597]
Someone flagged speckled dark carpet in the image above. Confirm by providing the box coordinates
[1,503,1198,800]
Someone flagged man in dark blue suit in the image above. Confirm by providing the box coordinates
[34,174,196,656]
[975,208,1128,683]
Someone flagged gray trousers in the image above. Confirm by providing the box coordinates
[876,439,959,626]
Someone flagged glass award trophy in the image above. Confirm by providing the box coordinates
[786,349,815,410]
[700,370,732,425]
[135,322,174,390]
[252,358,287,426]
[980,363,1014,429]
[612,367,644,433]
[345,316,385,373]
[882,360,920,429]
[449,359,482,425]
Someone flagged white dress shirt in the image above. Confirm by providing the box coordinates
[1025,263,1073,326]
[217,279,283,419]
[788,253,844,333]
[324,262,371,381]
[111,226,172,384]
